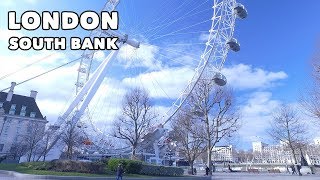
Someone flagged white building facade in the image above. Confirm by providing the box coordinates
[252,140,320,165]
[212,145,236,163]
[0,82,47,156]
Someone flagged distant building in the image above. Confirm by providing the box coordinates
[0,82,47,155]
[251,140,320,165]
[212,145,236,163]
[252,141,268,153]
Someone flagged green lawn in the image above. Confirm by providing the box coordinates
[0,164,150,178]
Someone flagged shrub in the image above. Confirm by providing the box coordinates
[20,162,51,170]
[22,160,106,174]
[61,160,104,174]
[108,158,143,174]
[139,164,184,176]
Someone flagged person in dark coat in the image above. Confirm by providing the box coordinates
[291,165,296,175]
[205,166,210,176]
[297,165,302,176]
[116,164,124,180]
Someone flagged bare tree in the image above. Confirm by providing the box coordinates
[300,41,320,125]
[113,88,157,159]
[171,112,205,174]
[236,150,253,163]
[35,128,56,161]
[268,105,307,175]
[187,79,240,175]
[10,141,28,161]
[61,121,83,160]
[21,122,45,162]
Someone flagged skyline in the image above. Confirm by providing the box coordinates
[0,0,320,150]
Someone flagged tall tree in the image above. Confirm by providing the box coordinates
[171,112,205,174]
[10,141,28,161]
[113,88,157,159]
[268,105,307,175]
[187,79,240,175]
[21,122,45,162]
[301,41,320,125]
[61,121,83,160]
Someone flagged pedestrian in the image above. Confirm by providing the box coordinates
[286,165,290,174]
[205,166,210,176]
[116,164,124,180]
[291,165,296,175]
[228,164,232,172]
[297,165,302,176]
[193,168,197,175]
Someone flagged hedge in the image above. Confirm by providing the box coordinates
[108,158,142,174]
[139,164,184,176]
[22,160,106,174]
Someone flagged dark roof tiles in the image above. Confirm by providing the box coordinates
[0,92,44,119]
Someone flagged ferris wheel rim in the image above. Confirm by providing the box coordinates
[71,0,243,151]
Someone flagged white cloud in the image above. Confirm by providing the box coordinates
[122,67,194,99]
[238,91,281,145]
[117,43,161,70]
[1,0,37,6]
[222,64,288,90]
[0,29,23,42]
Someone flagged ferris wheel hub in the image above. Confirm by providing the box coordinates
[104,30,140,48]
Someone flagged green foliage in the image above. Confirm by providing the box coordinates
[20,162,51,170]
[12,159,183,177]
[21,160,106,174]
[49,160,106,174]
[139,164,184,176]
[108,158,142,174]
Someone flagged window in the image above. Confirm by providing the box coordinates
[20,106,27,116]
[30,112,36,118]
[9,109,15,115]
[9,104,16,115]
[10,104,16,109]
[21,106,27,111]
[20,111,26,116]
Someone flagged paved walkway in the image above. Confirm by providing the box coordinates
[211,172,320,180]
[2,170,320,180]
[0,170,210,180]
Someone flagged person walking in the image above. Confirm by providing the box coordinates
[205,166,210,176]
[291,165,296,175]
[297,165,302,176]
[116,164,124,180]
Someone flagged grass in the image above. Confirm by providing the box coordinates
[0,164,151,178]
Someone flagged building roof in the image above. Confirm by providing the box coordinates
[0,92,44,119]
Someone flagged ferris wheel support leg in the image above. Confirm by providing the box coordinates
[75,50,120,120]
[60,51,114,121]
[60,47,120,126]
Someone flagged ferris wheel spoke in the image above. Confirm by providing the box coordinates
[143,7,211,39]
[144,1,211,39]
[149,19,211,42]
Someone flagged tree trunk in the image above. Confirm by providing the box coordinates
[190,161,194,175]
[205,114,212,175]
[132,145,137,160]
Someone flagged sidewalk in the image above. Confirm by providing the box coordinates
[0,170,211,180]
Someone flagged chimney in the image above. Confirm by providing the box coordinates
[6,82,16,102]
[30,90,38,99]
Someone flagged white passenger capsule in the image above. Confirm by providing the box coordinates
[227,38,240,52]
[234,3,248,19]
[213,72,227,86]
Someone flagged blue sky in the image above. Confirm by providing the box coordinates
[0,0,319,150]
